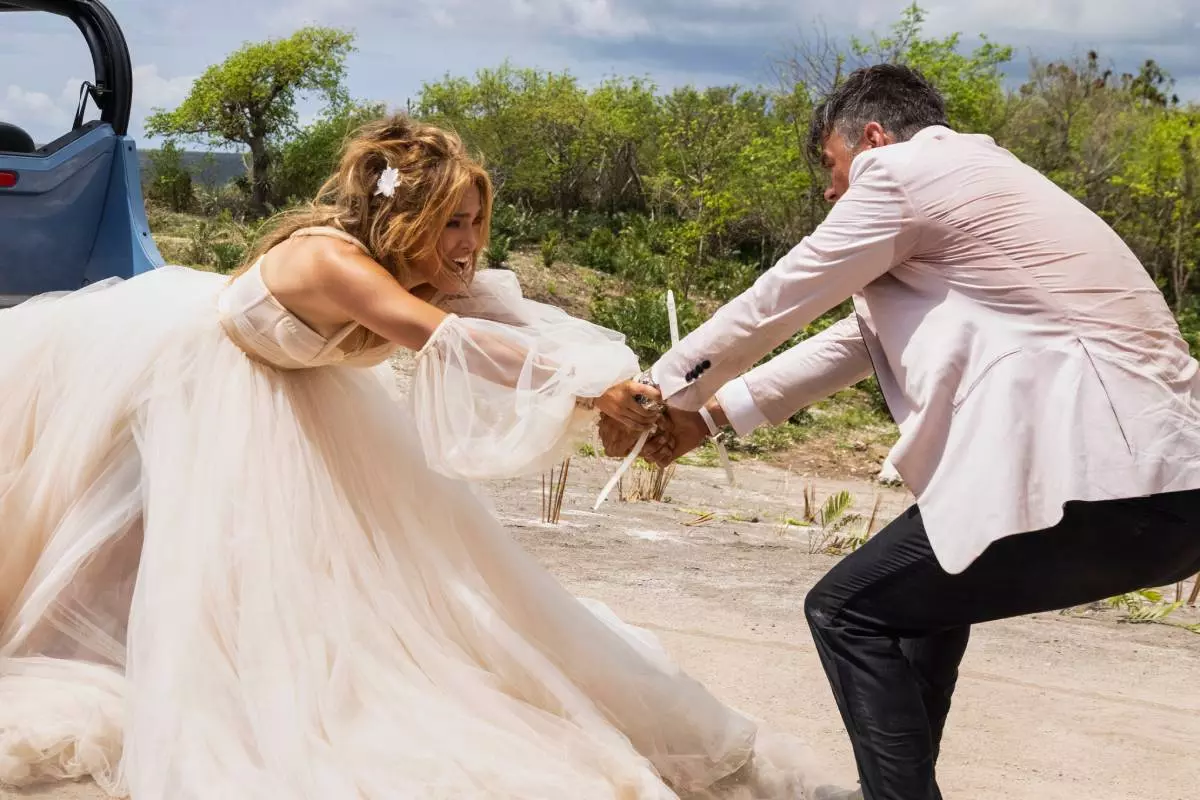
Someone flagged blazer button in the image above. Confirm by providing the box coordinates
[701,359,711,370]
[685,370,696,382]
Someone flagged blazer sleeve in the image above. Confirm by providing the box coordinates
[650,151,920,411]
[713,314,874,435]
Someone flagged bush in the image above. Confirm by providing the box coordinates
[693,256,758,301]
[591,288,703,364]
[485,234,511,268]
[561,210,612,242]
[614,234,667,285]
[145,141,194,212]
[211,242,247,273]
[490,202,533,244]
[605,214,688,287]
[194,182,257,223]
[541,230,561,268]
[271,102,387,206]
[574,227,619,273]
[1178,303,1200,359]
[725,422,808,455]
[489,203,563,247]
[182,211,254,272]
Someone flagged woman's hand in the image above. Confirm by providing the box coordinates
[593,380,662,431]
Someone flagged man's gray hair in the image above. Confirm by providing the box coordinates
[808,64,949,162]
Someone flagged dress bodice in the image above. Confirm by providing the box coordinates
[216,227,398,370]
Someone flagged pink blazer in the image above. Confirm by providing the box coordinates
[652,126,1200,573]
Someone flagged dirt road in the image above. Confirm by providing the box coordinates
[6,458,1198,799]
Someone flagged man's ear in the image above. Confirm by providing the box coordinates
[862,121,893,149]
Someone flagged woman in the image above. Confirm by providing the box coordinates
[0,116,829,798]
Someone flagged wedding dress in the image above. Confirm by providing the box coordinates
[0,228,829,798]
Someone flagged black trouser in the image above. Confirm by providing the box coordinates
[804,488,1200,800]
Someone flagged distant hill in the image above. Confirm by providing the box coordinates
[139,149,246,188]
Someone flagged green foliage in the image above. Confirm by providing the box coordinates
[801,486,874,556]
[591,289,703,364]
[850,3,1013,134]
[210,242,247,273]
[194,181,257,223]
[485,234,511,268]
[1178,304,1200,359]
[153,6,1200,442]
[574,227,619,273]
[489,202,535,244]
[401,6,1028,311]
[145,141,195,212]
[181,210,255,273]
[540,230,561,268]
[270,101,387,206]
[146,26,356,214]
[725,422,808,456]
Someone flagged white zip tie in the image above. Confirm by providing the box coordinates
[594,291,735,510]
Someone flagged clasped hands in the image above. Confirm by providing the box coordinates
[592,379,710,468]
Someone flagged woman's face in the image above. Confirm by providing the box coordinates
[412,183,485,294]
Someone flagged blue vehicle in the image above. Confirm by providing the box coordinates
[0,0,163,308]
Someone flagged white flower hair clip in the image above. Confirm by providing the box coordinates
[375,163,399,198]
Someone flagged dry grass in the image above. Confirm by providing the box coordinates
[541,458,571,524]
[618,459,676,503]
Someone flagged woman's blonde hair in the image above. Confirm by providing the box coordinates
[240,113,493,289]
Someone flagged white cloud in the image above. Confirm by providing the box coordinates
[131,64,195,113]
[507,0,653,38]
[5,0,1200,145]
[0,85,72,132]
[922,0,1198,41]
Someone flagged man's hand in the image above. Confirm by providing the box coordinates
[642,406,710,467]
[597,413,643,458]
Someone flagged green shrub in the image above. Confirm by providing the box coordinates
[490,202,532,244]
[1178,303,1200,359]
[194,183,256,223]
[211,242,247,273]
[485,234,511,268]
[591,288,703,364]
[574,227,619,273]
[145,141,194,212]
[541,230,561,268]
[270,102,387,206]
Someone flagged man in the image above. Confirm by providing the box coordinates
[600,64,1200,800]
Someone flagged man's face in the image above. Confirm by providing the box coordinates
[819,121,894,204]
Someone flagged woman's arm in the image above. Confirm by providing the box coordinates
[316,248,449,351]
[316,249,658,430]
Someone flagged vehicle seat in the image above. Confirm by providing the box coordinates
[0,121,36,154]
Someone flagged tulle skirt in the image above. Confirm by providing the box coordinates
[0,267,826,798]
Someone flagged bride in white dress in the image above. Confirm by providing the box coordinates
[0,115,834,799]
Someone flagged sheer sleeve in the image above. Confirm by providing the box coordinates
[411,270,641,480]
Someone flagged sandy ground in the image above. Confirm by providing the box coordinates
[5,457,1198,800]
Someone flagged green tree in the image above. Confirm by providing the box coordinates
[146,26,355,215]
[419,64,604,216]
[145,140,194,212]
[650,86,763,297]
[586,77,660,214]
[850,3,1013,134]
[418,64,547,203]
[270,101,387,206]
[1108,107,1200,311]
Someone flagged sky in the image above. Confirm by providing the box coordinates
[3,0,1199,146]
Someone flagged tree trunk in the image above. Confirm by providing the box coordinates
[248,136,272,218]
